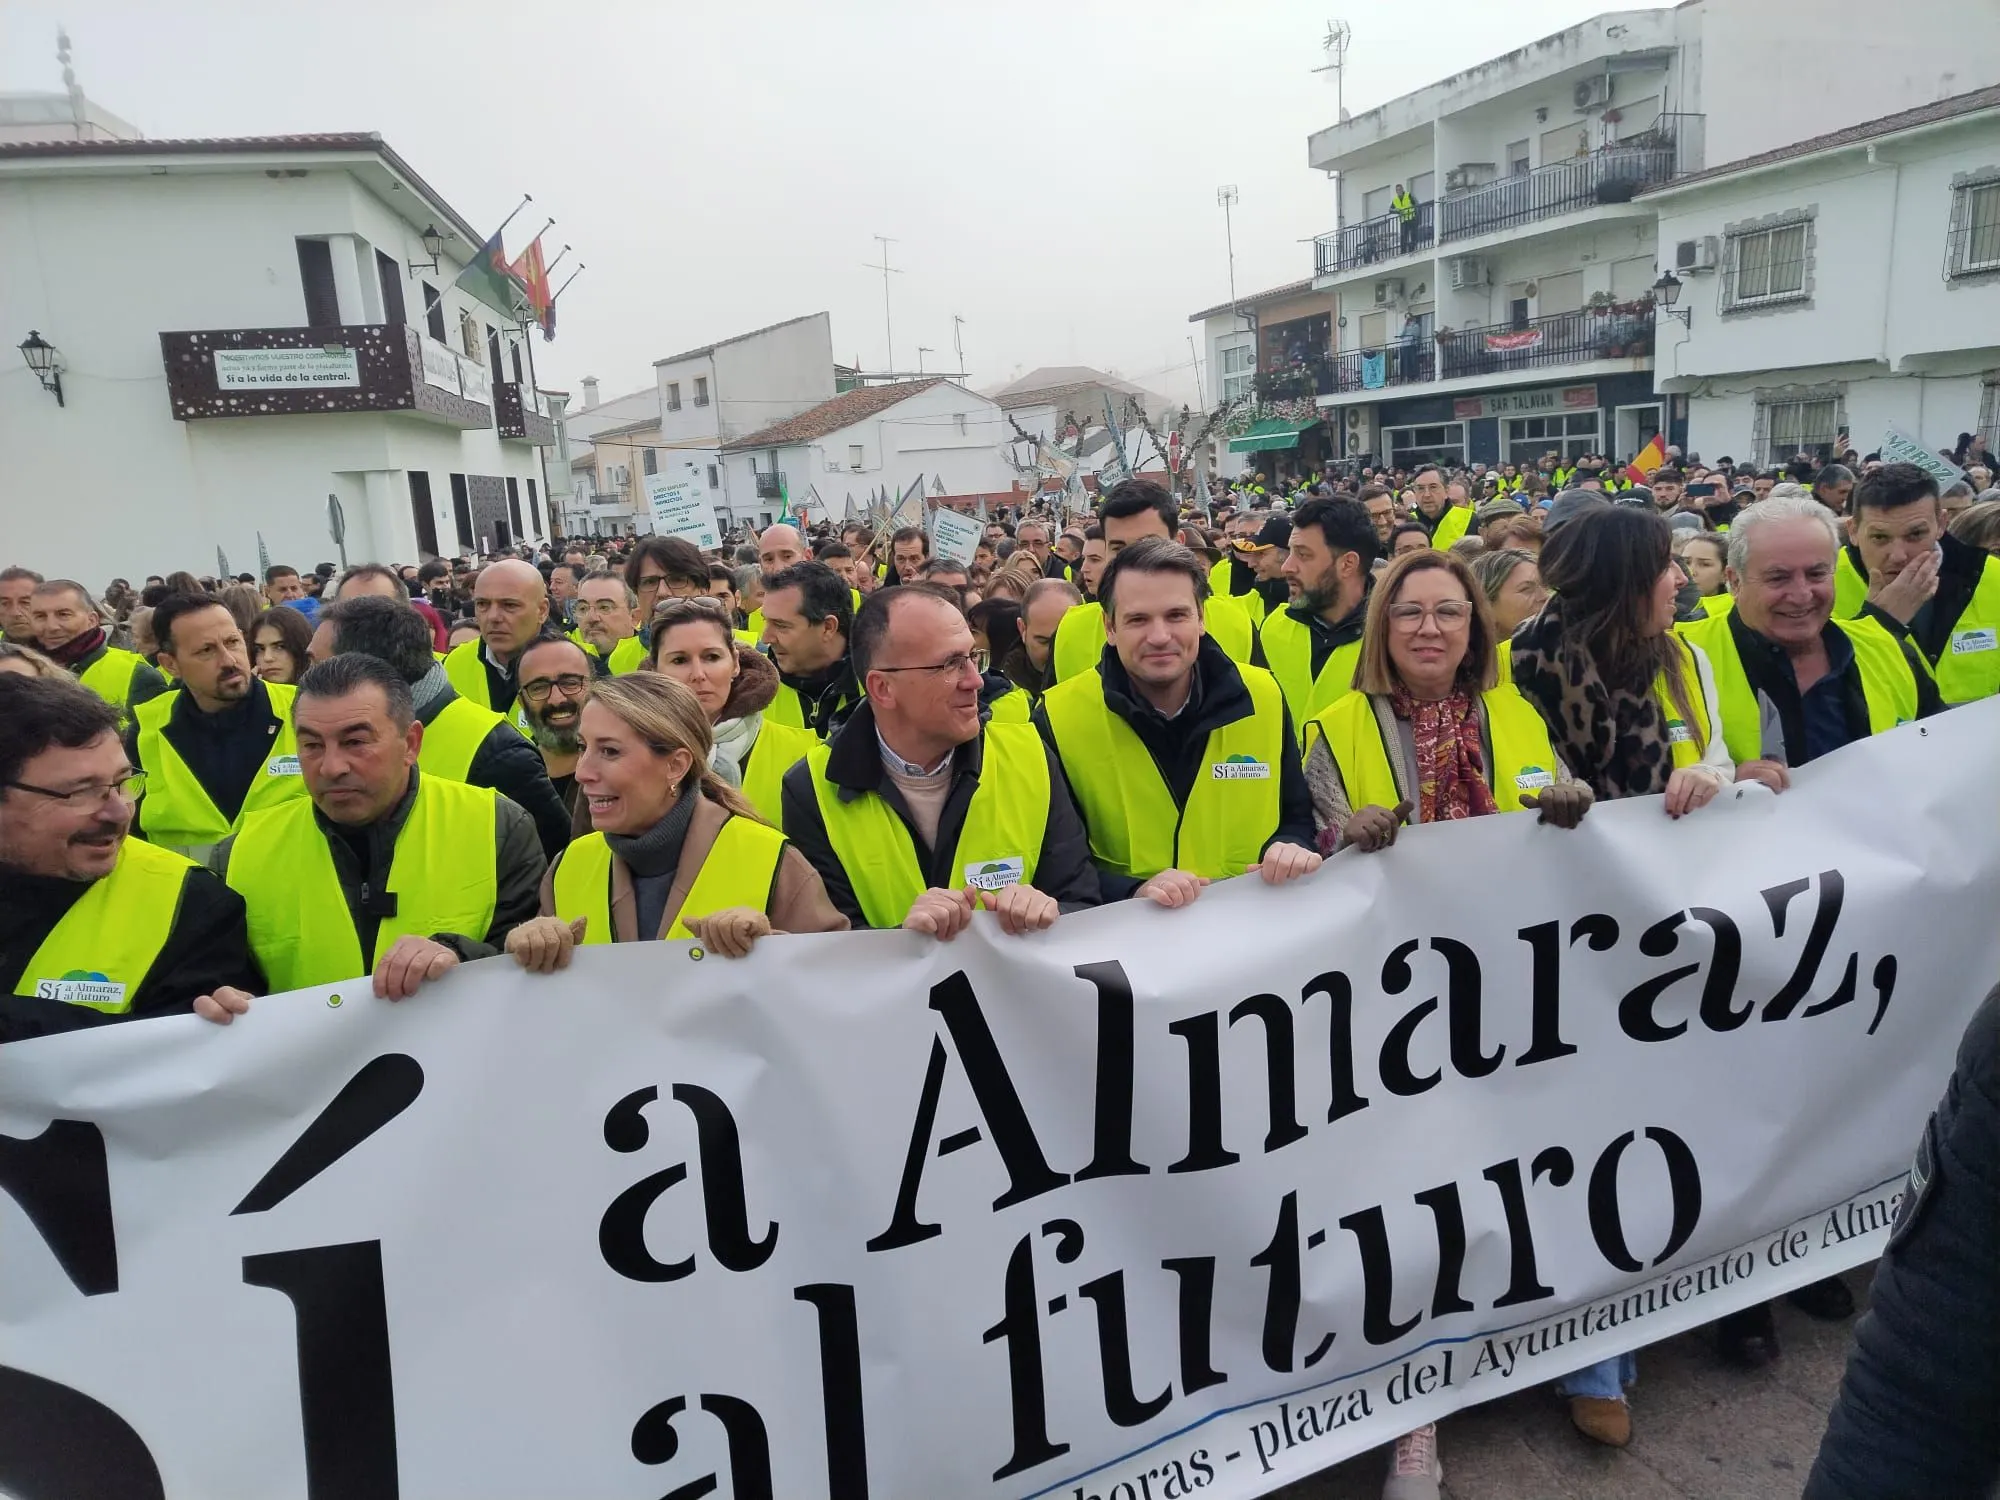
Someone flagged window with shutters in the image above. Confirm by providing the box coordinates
[1723,209,1815,314]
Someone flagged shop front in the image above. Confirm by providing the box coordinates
[1371,373,1683,471]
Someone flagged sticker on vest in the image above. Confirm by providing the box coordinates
[1949,627,1997,655]
[1211,754,1272,780]
[965,856,1026,892]
[265,754,302,777]
[1665,718,1693,745]
[1514,767,1556,791]
[33,971,128,1007]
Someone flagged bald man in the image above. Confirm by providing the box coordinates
[442,559,548,732]
[747,523,811,636]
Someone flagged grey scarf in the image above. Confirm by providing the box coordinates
[605,791,699,939]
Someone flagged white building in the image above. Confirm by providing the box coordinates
[1189,278,1336,479]
[1288,0,2000,473]
[559,377,661,538]
[653,313,838,527]
[1645,85,2000,466]
[719,378,1015,526]
[0,132,558,579]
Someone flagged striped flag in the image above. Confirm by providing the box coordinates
[1625,433,1667,485]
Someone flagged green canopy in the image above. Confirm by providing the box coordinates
[1228,417,1317,453]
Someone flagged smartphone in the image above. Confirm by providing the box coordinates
[1686,481,1719,498]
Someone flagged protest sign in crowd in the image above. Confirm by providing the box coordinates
[2,441,1999,1500]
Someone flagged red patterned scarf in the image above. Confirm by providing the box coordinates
[1391,689,1497,824]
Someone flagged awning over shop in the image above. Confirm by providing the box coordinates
[1228,417,1317,453]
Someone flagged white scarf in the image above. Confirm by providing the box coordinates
[708,710,764,787]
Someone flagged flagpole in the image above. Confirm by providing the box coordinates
[551,264,585,302]
[490,193,533,244]
[543,244,572,279]
[520,217,554,254]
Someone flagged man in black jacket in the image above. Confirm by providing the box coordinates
[1804,982,2000,1499]
[311,597,573,858]
[1035,538,1319,905]
[781,585,1100,933]
[1,674,262,1042]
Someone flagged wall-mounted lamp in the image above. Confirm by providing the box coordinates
[1652,270,1691,329]
[407,224,447,277]
[18,330,64,406]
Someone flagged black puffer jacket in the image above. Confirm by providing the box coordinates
[1804,982,2000,1499]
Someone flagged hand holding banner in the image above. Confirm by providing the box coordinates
[1,705,1995,1499]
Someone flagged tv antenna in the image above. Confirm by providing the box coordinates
[1312,19,1354,120]
[864,235,901,374]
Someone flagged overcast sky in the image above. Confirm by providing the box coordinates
[6,0,1670,407]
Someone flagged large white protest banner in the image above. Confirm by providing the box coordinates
[2,704,1997,1500]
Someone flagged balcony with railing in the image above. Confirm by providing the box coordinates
[1303,298,1656,398]
[753,470,788,500]
[160,323,492,427]
[1314,199,1436,278]
[494,381,557,445]
[1437,116,1702,243]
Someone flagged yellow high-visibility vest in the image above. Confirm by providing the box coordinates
[1679,611,1921,763]
[1430,505,1474,549]
[552,817,787,942]
[1307,685,1564,817]
[804,720,1051,929]
[1257,607,1361,732]
[1655,636,1714,770]
[739,719,820,823]
[226,774,498,992]
[1207,557,1268,624]
[14,838,196,1013]
[132,684,306,854]
[77,646,150,716]
[1833,547,2000,704]
[1050,594,1257,684]
[417,696,506,784]
[443,640,532,738]
[1041,662,1286,881]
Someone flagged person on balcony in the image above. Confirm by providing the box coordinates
[1392,182,1417,252]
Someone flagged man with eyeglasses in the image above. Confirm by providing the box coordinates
[571,570,647,675]
[514,635,595,819]
[208,654,544,1006]
[623,537,710,644]
[1038,538,1320,906]
[760,560,863,739]
[782,583,1099,934]
[442,559,549,734]
[1,674,262,1042]
[312,598,572,860]
[127,592,310,862]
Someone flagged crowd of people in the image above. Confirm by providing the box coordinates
[3,439,1997,1499]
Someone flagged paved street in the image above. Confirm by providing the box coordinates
[1272,1267,1867,1500]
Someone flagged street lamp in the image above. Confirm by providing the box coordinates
[1652,270,1691,329]
[17,330,64,407]
[407,223,447,276]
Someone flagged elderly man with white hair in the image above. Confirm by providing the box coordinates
[1679,493,1942,792]
[1676,492,1941,1371]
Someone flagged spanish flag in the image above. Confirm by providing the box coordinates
[1625,433,1667,485]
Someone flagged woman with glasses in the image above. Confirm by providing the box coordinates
[1300,549,1590,1497]
[506,675,844,969]
[647,598,807,822]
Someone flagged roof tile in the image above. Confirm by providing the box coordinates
[721,379,947,451]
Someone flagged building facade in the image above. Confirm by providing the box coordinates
[720,378,1013,527]
[1645,87,2000,466]
[653,313,837,527]
[559,377,662,539]
[1260,0,2000,473]
[1,133,557,579]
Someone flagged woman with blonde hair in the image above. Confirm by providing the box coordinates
[0,641,63,678]
[507,674,845,970]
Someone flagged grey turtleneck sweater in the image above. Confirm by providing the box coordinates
[604,791,699,939]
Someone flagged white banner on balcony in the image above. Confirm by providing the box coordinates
[0,704,1994,1500]
[212,346,360,390]
[456,351,492,408]
[417,336,463,396]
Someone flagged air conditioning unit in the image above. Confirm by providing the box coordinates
[1675,235,1721,273]
[1574,76,1611,110]
[1448,256,1489,290]
[1344,406,1375,458]
[1374,279,1406,307]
